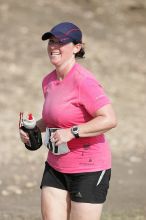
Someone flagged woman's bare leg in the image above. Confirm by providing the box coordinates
[41,187,71,220]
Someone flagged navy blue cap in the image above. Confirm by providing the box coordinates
[42,22,82,44]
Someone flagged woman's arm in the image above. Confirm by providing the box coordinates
[53,104,117,145]
[78,104,117,137]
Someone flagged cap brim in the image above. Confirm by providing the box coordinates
[41,31,76,44]
[42,32,54,40]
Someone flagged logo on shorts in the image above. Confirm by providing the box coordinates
[75,192,82,198]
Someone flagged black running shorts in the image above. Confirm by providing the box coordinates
[40,162,111,204]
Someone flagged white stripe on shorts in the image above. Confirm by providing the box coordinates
[96,170,106,186]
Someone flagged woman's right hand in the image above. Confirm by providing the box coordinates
[19,129,29,144]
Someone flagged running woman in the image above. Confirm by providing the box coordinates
[20,22,117,220]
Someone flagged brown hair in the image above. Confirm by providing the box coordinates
[73,41,85,59]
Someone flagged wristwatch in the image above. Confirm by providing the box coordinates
[71,126,79,138]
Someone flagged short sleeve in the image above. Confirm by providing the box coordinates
[79,77,111,116]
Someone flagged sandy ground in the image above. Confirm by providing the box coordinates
[0,0,146,219]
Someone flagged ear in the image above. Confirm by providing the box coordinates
[73,44,82,54]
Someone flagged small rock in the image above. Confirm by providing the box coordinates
[129,156,142,163]
[25,182,36,188]
[7,185,22,195]
[1,190,10,196]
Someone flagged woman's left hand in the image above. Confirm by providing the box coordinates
[50,128,74,145]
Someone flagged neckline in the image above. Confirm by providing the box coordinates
[54,63,77,84]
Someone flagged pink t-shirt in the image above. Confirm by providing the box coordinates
[42,63,111,173]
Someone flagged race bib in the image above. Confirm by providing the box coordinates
[44,128,70,155]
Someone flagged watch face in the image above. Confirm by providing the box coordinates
[72,126,79,134]
[71,126,79,138]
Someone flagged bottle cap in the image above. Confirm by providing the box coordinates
[23,113,36,129]
[28,113,33,120]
